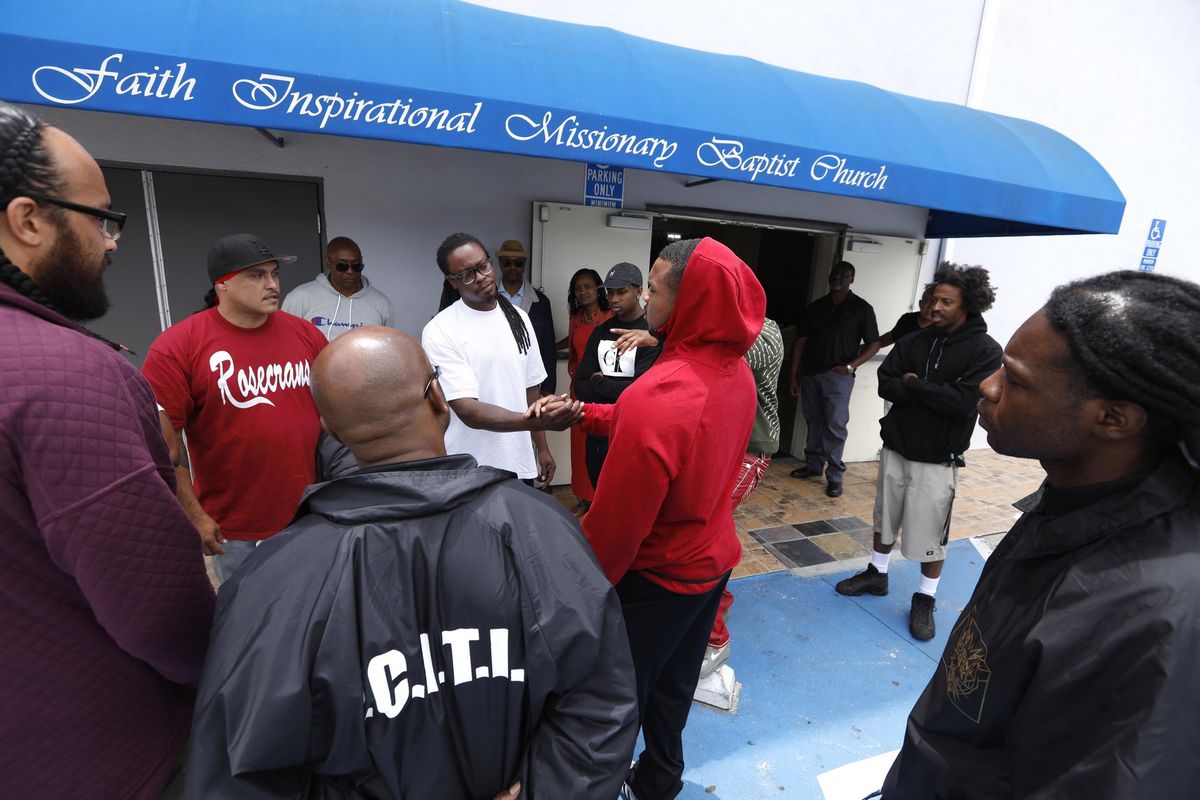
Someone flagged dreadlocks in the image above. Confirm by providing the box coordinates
[436,232,530,355]
[0,104,62,314]
[657,238,702,291]
[1046,270,1200,465]
[932,262,996,314]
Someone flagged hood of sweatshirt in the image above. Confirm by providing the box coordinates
[296,454,510,524]
[657,237,766,369]
[317,272,376,300]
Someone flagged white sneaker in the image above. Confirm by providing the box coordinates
[699,642,730,679]
[618,781,638,800]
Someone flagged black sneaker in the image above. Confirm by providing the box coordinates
[790,465,821,479]
[825,481,843,498]
[835,563,888,596]
[910,592,936,641]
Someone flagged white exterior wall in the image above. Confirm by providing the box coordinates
[33,1,1194,349]
[482,0,1199,345]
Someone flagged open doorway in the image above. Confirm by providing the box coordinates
[650,215,835,456]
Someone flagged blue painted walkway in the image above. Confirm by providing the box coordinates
[674,540,989,800]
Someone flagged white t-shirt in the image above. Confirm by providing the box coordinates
[422,300,548,478]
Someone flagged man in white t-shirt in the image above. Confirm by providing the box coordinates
[423,232,580,482]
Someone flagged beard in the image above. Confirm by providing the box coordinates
[36,222,111,322]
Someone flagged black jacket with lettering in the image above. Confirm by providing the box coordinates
[883,455,1200,798]
[877,314,1001,463]
[185,455,637,799]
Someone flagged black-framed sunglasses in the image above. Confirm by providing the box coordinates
[499,257,527,268]
[423,365,442,397]
[333,261,365,273]
[446,257,494,285]
[25,194,126,240]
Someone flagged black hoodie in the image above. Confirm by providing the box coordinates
[877,314,1002,464]
[185,455,637,799]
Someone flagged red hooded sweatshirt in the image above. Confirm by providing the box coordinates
[581,238,766,594]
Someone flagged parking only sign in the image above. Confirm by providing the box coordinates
[1140,218,1166,272]
[585,163,624,208]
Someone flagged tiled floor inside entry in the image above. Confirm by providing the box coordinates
[555,448,1047,575]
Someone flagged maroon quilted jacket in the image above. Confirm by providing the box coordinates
[0,282,215,798]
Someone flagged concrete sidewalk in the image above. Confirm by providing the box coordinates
[674,538,992,800]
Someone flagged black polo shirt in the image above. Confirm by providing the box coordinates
[799,292,879,374]
[889,311,922,342]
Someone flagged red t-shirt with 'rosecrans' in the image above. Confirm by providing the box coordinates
[142,308,327,540]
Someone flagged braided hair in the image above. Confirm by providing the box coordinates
[435,232,531,355]
[932,262,996,314]
[0,103,124,351]
[0,104,63,312]
[1046,270,1200,466]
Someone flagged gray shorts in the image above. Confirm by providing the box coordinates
[872,446,957,563]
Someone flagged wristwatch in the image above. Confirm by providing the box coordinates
[845,364,856,374]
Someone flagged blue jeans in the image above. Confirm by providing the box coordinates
[212,539,260,584]
[800,370,855,483]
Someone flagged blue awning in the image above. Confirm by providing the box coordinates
[0,0,1124,237]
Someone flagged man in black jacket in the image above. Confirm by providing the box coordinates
[186,326,638,799]
[497,239,557,395]
[574,261,661,487]
[836,264,1001,640]
[881,270,1200,798]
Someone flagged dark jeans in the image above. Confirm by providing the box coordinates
[584,434,610,488]
[618,570,731,800]
[800,371,855,483]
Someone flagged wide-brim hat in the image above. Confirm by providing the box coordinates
[496,239,529,260]
[207,233,297,283]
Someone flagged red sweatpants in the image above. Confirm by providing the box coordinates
[708,453,771,648]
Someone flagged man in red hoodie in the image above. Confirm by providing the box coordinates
[571,237,765,800]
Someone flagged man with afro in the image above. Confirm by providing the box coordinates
[835,263,1002,640]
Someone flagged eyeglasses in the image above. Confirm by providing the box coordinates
[423,365,441,397]
[333,261,364,273]
[26,194,126,240]
[446,257,494,285]
[499,257,527,268]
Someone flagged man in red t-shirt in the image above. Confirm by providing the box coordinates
[143,233,327,582]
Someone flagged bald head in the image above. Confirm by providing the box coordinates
[311,326,448,467]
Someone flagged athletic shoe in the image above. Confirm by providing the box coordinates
[835,563,889,596]
[825,481,843,498]
[910,592,936,640]
[618,782,639,800]
[790,465,821,479]
[699,642,730,679]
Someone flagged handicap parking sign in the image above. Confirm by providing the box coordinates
[1139,219,1166,272]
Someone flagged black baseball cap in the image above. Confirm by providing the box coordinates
[601,262,643,289]
[207,233,297,283]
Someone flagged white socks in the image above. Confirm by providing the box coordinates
[918,575,941,596]
[870,551,891,574]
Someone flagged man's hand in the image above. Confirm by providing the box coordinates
[536,446,556,485]
[612,328,658,356]
[492,782,520,800]
[524,394,585,430]
[195,513,226,556]
[790,377,800,397]
[831,364,852,376]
